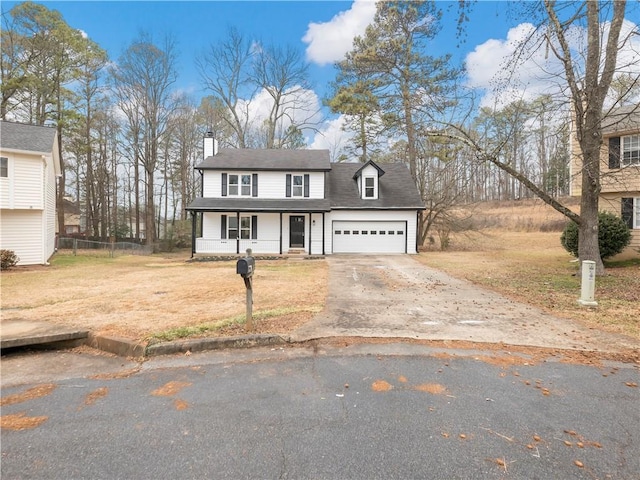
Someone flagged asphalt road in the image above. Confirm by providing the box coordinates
[2,344,639,479]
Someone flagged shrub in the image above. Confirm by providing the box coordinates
[560,212,632,260]
[0,249,20,270]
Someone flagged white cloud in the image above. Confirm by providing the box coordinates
[302,0,377,66]
[465,19,640,109]
[309,115,353,161]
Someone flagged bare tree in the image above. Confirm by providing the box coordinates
[110,33,178,246]
[427,0,636,274]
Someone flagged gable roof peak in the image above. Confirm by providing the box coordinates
[352,159,386,180]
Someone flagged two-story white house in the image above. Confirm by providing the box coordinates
[0,121,61,265]
[186,133,425,256]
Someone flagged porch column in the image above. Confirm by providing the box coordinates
[322,212,325,255]
[190,211,196,258]
[308,213,312,255]
[279,212,283,255]
[236,212,241,254]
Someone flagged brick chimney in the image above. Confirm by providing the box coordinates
[203,131,218,159]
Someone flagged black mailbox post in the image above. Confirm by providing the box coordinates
[237,249,255,331]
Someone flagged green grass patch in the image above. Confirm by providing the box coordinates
[146,306,322,344]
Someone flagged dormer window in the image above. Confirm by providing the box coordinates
[364,177,375,198]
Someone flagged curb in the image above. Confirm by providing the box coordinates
[86,332,292,358]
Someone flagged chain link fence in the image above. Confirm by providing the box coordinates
[57,237,153,257]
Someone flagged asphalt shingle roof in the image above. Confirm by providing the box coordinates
[196,148,331,171]
[602,105,640,136]
[328,162,425,210]
[0,121,57,153]
[186,197,331,212]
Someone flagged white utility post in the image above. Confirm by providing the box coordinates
[577,260,598,307]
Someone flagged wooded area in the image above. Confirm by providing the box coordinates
[2,1,638,263]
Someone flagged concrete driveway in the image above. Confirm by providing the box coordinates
[293,255,638,352]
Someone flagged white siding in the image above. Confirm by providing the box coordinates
[1,209,44,265]
[44,156,57,260]
[12,155,44,209]
[202,170,325,199]
[325,210,418,254]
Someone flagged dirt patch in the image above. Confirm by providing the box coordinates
[0,383,56,407]
[412,383,447,394]
[151,381,191,397]
[174,399,189,411]
[0,412,48,431]
[371,380,393,392]
[84,387,108,406]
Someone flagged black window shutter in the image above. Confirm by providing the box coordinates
[251,215,258,239]
[222,173,228,196]
[621,198,634,228]
[609,137,621,169]
[286,174,292,197]
[304,174,310,197]
[221,215,227,239]
[252,174,258,197]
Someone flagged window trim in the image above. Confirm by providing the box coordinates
[364,176,375,198]
[222,214,258,239]
[292,174,304,197]
[622,135,640,167]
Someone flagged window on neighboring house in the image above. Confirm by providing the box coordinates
[622,135,640,166]
[222,215,258,239]
[364,177,375,198]
[621,197,640,229]
[0,157,7,177]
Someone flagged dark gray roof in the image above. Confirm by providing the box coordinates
[328,162,425,210]
[196,148,331,171]
[353,159,385,179]
[602,105,640,135]
[1,121,57,153]
[186,197,331,212]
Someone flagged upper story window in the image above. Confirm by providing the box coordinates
[0,157,7,178]
[622,135,640,166]
[286,173,309,198]
[292,175,304,197]
[364,177,375,198]
[222,173,257,197]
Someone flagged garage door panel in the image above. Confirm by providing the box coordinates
[332,221,406,253]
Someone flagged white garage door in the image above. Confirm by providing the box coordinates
[332,221,406,254]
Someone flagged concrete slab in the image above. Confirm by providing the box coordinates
[0,319,88,349]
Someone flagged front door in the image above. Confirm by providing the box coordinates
[289,215,305,248]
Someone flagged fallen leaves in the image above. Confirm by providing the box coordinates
[0,412,48,431]
[0,384,56,407]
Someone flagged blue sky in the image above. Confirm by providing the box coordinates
[4,1,638,150]
[2,1,512,97]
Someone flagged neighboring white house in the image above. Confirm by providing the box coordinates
[186,134,425,256]
[1,121,61,265]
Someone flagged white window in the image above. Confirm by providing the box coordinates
[227,215,254,239]
[292,175,304,197]
[0,157,7,178]
[228,174,252,196]
[364,177,375,198]
[635,198,640,229]
[622,135,640,166]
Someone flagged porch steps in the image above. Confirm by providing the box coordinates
[287,248,306,255]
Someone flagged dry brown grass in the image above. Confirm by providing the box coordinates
[419,199,640,341]
[0,253,327,342]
